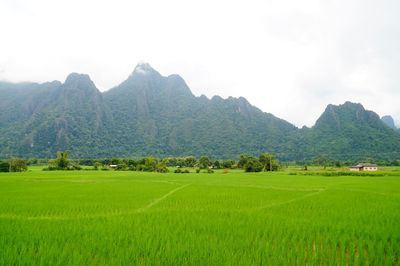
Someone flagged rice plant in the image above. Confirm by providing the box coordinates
[0,169,399,264]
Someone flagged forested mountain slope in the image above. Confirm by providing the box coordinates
[1,63,399,160]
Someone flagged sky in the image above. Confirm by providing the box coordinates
[0,0,399,127]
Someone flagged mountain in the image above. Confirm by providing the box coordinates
[381,115,397,129]
[103,63,297,158]
[0,63,399,161]
[295,102,400,160]
[0,74,112,158]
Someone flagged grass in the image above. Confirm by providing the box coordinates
[0,169,399,265]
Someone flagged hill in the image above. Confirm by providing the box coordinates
[1,63,399,160]
[294,102,400,160]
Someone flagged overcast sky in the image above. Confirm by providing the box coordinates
[1,0,399,127]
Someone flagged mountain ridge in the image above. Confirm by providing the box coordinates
[0,63,399,160]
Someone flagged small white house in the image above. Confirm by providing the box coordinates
[109,164,118,168]
[350,163,378,171]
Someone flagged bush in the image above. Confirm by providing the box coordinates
[199,156,211,169]
[46,151,71,170]
[9,159,28,172]
[174,168,190,174]
[143,157,158,172]
[222,160,236,169]
[244,158,263,172]
[155,162,169,173]
[93,162,102,170]
[115,163,128,171]
[70,164,82,170]
[0,161,10,172]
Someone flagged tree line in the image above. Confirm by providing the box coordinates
[2,151,399,173]
[41,151,281,173]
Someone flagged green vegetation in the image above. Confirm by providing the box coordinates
[44,151,81,171]
[0,161,10,172]
[293,102,400,161]
[0,169,399,264]
[239,153,280,172]
[2,66,399,161]
[0,158,27,172]
[9,158,28,172]
[39,151,282,173]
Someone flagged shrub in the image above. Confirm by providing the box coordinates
[9,158,28,172]
[174,168,190,174]
[222,160,236,169]
[70,165,82,170]
[244,158,263,172]
[93,162,102,170]
[155,162,169,173]
[199,156,211,169]
[0,161,10,172]
[46,151,71,170]
[116,163,128,171]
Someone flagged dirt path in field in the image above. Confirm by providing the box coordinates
[240,185,326,192]
[256,189,326,210]
[0,183,191,221]
[0,213,66,220]
[335,188,398,197]
[135,183,190,213]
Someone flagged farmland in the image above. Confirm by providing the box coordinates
[0,168,399,265]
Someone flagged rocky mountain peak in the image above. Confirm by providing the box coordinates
[64,73,96,90]
[381,115,396,129]
[131,62,160,76]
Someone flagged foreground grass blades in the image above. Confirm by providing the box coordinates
[0,170,399,265]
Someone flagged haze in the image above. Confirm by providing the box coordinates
[0,0,399,127]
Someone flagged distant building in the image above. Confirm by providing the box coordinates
[109,164,118,168]
[350,163,378,171]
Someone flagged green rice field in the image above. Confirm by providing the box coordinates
[1,168,399,265]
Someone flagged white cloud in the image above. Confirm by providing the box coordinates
[0,0,399,127]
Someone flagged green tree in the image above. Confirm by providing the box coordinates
[143,157,158,171]
[199,156,211,169]
[213,160,221,169]
[110,158,121,165]
[49,151,70,170]
[9,158,28,172]
[184,156,197,167]
[116,163,127,171]
[0,161,10,172]
[259,153,279,171]
[93,162,102,170]
[243,157,263,172]
[155,161,169,173]
[238,154,252,168]
[222,160,235,169]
